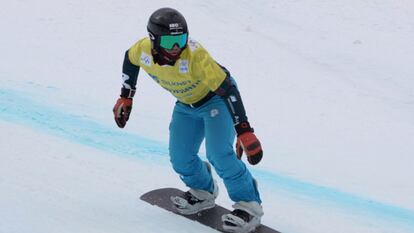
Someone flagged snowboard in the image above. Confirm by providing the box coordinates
[140,188,280,233]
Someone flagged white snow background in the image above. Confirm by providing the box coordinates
[1,0,414,233]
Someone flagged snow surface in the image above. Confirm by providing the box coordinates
[1,0,414,233]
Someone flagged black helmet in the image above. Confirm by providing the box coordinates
[147,8,188,64]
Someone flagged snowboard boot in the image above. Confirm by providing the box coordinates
[222,201,264,233]
[170,162,219,215]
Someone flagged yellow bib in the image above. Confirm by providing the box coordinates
[128,38,226,104]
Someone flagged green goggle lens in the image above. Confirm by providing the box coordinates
[159,33,188,49]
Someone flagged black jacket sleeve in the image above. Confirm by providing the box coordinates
[214,64,255,135]
[215,76,248,124]
[213,64,254,135]
[120,50,140,98]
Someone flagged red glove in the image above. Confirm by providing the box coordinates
[235,122,263,165]
[113,97,133,128]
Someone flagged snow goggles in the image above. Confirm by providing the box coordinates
[159,33,188,50]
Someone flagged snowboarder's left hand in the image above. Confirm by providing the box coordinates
[235,122,263,165]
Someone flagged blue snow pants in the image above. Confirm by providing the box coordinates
[169,95,262,204]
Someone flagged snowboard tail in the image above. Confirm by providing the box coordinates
[140,187,280,233]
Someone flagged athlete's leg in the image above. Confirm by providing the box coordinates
[169,103,214,192]
[200,96,261,203]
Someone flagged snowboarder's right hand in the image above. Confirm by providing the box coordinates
[113,97,133,128]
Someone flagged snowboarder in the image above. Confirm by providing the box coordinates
[113,7,264,232]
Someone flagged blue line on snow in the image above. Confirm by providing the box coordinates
[1,88,414,229]
[0,88,168,159]
[254,169,414,226]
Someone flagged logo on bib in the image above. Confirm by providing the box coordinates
[188,39,200,52]
[179,60,189,73]
[140,52,152,67]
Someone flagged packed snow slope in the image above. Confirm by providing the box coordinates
[1,0,414,233]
